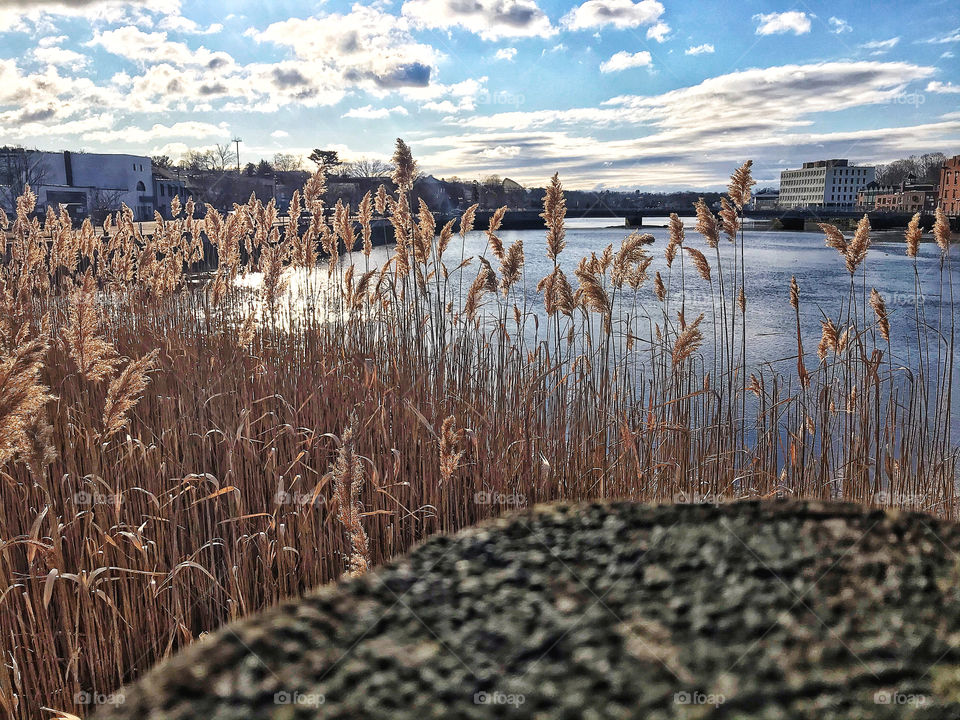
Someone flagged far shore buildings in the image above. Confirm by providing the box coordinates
[778,159,876,209]
[859,177,939,213]
[940,155,960,216]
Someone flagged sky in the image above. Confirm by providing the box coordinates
[0,0,958,190]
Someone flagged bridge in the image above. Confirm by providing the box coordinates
[437,207,959,232]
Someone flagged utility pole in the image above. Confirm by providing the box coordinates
[233,137,242,173]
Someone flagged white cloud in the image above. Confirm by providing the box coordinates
[82,120,228,144]
[401,0,554,40]
[685,43,714,56]
[31,36,90,67]
[342,104,410,119]
[495,47,518,61]
[923,28,960,44]
[927,81,960,94]
[646,20,670,42]
[599,50,652,73]
[860,37,899,54]
[828,17,851,33]
[562,0,664,30]
[271,130,289,138]
[754,11,811,36]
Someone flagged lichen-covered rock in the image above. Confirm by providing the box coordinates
[95,501,960,719]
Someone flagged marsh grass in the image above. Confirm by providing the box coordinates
[0,141,956,718]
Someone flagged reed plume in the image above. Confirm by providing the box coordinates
[845,215,871,275]
[332,420,370,578]
[486,206,507,261]
[684,247,711,282]
[672,312,704,365]
[102,350,160,440]
[694,198,719,248]
[438,416,464,485]
[0,338,52,468]
[728,160,755,209]
[654,271,666,302]
[905,212,922,258]
[391,138,417,192]
[65,272,117,382]
[541,173,566,260]
[869,288,890,343]
[665,213,684,267]
[934,206,952,254]
[719,197,738,243]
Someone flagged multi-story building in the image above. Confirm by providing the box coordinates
[940,155,960,216]
[152,166,190,219]
[778,159,875,209]
[0,149,155,221]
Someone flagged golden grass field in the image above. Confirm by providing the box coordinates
[0,140,955,718]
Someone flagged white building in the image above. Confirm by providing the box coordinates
[0,149,155,221]
[778,159,875,209]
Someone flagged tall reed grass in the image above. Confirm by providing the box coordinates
[0,140,955,718]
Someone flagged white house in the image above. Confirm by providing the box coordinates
[0,149,156,221]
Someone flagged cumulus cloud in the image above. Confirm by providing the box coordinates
[342,104,410,119]
[83,120,228,144]
[753,11,811,36]
[646,21,670,42]
[495,47,518,61]
[599,50,652,72]
[927,80,960,93]
[401,0,554,40]
[256,7,440,89]
[562,0,663,30]
[271,130,289,138]
[685,43,714,55]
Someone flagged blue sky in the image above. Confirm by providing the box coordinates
[0,0,958,189]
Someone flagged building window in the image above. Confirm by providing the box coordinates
[136,181,146,191]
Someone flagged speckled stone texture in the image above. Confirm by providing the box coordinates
[95,501,960,719]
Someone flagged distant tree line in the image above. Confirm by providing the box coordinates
[875,153,946,186]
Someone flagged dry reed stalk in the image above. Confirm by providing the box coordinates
[654,272,666,302]
[486,206,507,261]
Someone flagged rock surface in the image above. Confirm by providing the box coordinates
[95,501,960,719]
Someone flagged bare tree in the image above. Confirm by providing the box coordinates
[343,157,394,178]
[213,144,233,172]
[90,188,126,229]
[0,146,49,212]
[273,153,303,172]
[876,153,946,186]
